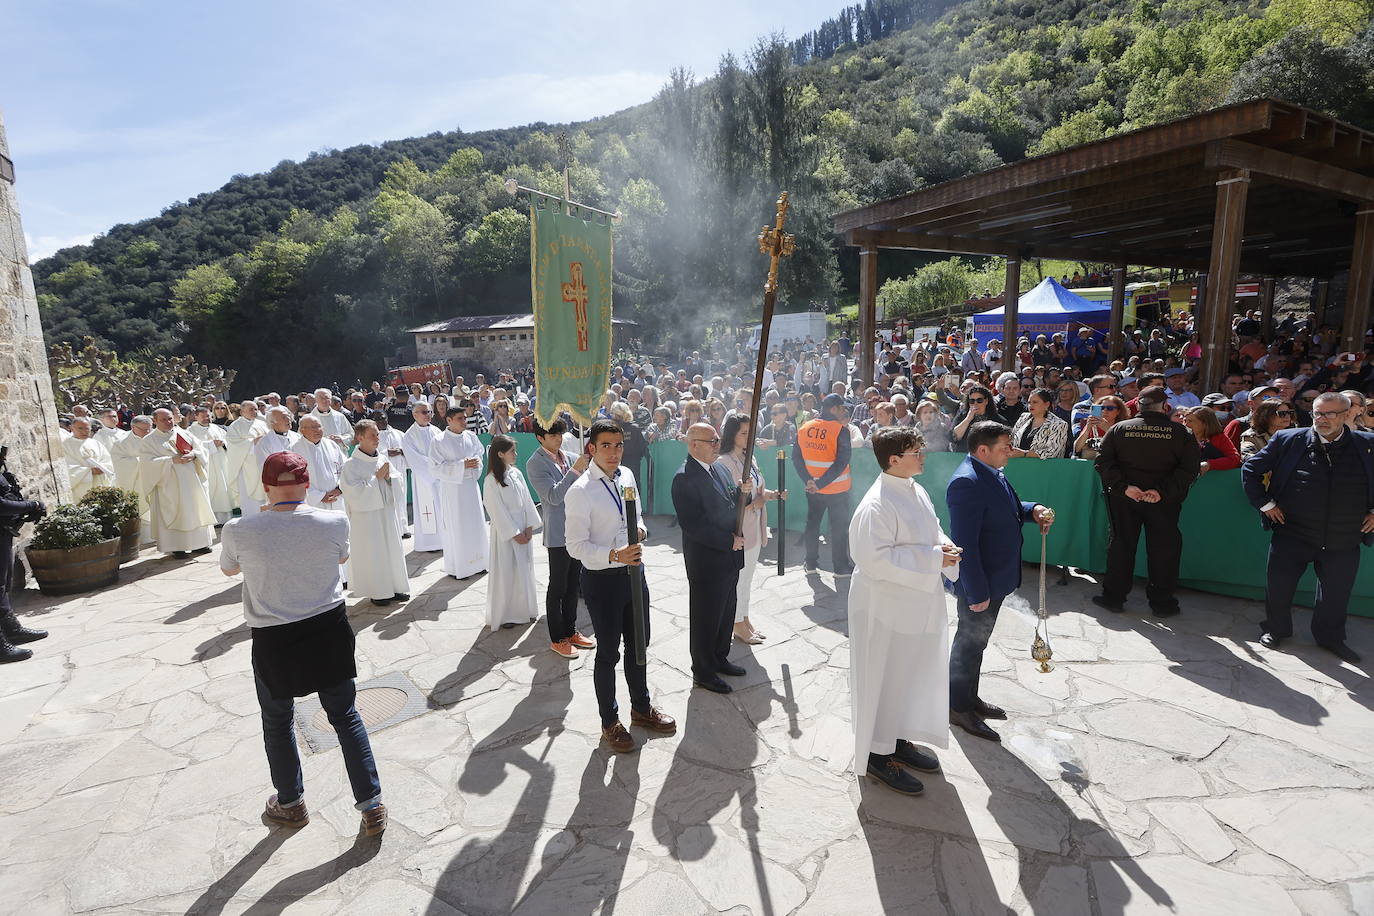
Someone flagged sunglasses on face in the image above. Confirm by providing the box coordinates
[968,397,987,404]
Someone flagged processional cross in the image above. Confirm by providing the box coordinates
[561,262,591,352]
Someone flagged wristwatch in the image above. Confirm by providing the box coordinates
[608,547,617,564]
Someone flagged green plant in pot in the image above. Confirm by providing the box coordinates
[26,503,122,594]
[78,487,144,563]
[28,504,104,550]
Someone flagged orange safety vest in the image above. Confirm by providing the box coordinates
[797,419,851,494]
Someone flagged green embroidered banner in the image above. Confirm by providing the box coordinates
[530,201,613,426]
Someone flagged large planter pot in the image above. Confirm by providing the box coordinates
[117,516,142,563]
[26,537,121,596]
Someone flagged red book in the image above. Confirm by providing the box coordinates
[173,431,193,455]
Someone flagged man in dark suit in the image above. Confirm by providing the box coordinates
[672,423,749,693]
[1242,391,1373,663]
[946,421,1054,741]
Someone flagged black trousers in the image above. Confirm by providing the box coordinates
[684,547,740,680]
[0,533,14,617]
[950,592,1003,712]
[545,546,582,642]
[1264,534,1358,645]
[804,490,852,571]
[1103,492,1183,609]
[580,569,651,727]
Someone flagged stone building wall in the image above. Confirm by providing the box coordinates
[0,111,70,511]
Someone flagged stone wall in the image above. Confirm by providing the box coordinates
[0,111,70,511]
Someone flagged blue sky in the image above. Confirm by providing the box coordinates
[3,0,845,261]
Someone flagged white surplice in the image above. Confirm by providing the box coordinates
[253,429,301,492]
[309,407,355,448]
[401,422,443,551]
[290,437,347,512]
[109,431,154,544]
[62,435,115,499]
[225,416,268,509]
[847,472,960,772]
[187,421,233,524]
[481,467,541,628]
[431,428,489,578]
[142,428,216,553]
[378,426,409,538]
[92,423,126,453]
[339,448,409,600]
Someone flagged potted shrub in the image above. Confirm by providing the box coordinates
[78,486,142,563]
[25,504,121,595]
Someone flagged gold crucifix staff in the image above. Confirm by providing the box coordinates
[735,193,796,537]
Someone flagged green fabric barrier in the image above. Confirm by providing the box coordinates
[643,440,1372,617]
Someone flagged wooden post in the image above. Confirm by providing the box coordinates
[1002,256,1021,368]
[858,245,878,389]
[1314,279,1331,326]
[1199,170,1250,395]
[1259,276,1276,340]
[1341,209,1374,354]
[1109,262,1127,359]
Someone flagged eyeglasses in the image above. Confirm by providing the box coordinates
[1315,409,1346,419]
[897,449,925,458]
[1275,410,1294,417]
[690,436,721,445]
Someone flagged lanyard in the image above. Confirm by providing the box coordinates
[270,500,304,508]
[599,476,624,521]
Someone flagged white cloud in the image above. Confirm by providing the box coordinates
[24,231,96,263]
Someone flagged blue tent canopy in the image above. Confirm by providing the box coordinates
[972,278,1109,351]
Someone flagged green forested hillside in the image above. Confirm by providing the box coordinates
[32,0,1374,393]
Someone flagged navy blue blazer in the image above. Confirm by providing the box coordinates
[1240,426,1374,545]
[946,456,1038,605]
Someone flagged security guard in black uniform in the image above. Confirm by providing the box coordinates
[0,447,48,663]
[1092,386,1201,617]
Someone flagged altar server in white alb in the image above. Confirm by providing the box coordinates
[63,417,116,499]
[372,410,410,539]
[482,435,541,629]
[401,402,443,551]
[142,408,217,558]
[226,400,268,510]
[848,427,961,797]
[310,388,354,448]
[110,415,155,545]
[431,404,489,579]
[291,416,347,512]
[339,420,409,606]
[187,406,233,525]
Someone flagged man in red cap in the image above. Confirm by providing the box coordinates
[219,450,387,837]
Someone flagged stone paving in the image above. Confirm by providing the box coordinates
[2,518,1373,915]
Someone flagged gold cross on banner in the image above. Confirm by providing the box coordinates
[561,261,591,352]
[757,192,797,294]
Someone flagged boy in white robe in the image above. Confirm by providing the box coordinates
[401,403,443,551]
[431,407,489,579]
[339,420,410,606]
[848,427,961,796]
[142,408,217,557]
[481,435,541,628]
[63,418,116,499]
[187,407,233,525]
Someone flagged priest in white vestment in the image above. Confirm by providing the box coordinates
[374,410,410,540]
[481,436,541,628]
[339,420,410,605]
[187,407,233,525]
[93,408,127,453]
[401,403,443,551]
[310,388,354,448]
[291,416,348,512]
[110,415,155,545]
[226,400,269,510]
[431,409,489,579]
[848,427,961,796]
[142,408,216,556]
[253,407,301,501]
[62,418,116,499]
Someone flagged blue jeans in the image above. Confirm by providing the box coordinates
[254,673,382,810]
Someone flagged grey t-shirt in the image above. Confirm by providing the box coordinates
[220,506,349,628]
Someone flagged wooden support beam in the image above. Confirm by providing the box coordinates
[1205,139,1374,202]
[1109,264,1127,359]
[1341,210,1374,353]
[858,245,878,390]
[1003,257,1021,363]
[1315,279,1332,326]
[1259,276,1277,340]
[844,228,1213,271]
[1200,170,1251,395]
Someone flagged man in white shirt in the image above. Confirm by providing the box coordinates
[564,419,676,753]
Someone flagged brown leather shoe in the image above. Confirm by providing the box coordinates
[360,803,387,837]
[602,721,637,753]
[263,794,309,828]
[630,706,677,734]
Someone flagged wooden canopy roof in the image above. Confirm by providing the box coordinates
[834,99,1374,278]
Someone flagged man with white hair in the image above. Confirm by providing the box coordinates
[142,408,216,557]
[110,415,155,544]
[401,401,443,551]
[253,407,301,502]
[291,416,347,513]
[310,388,354,448]
[187,406,233,525]
[227,400,269,510]
[63,417,116,499]
[93,408,126,451]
